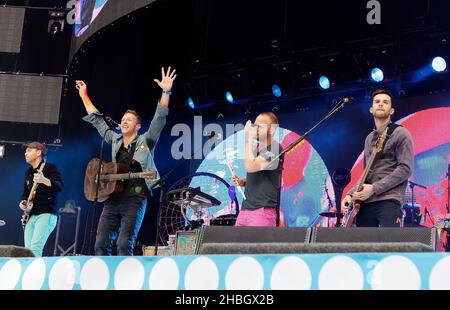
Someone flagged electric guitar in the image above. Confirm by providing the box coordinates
[21,162,46,228]
[84,158,157,202]
[342,128,388,227]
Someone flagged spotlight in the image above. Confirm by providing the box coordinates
[272,84,282,97]
[318,75,330,90]
[48,10,65,35]
[0,145,4,158]
[225,68,248,104]
[370,67,384,83]
[187,97,195,109]
[225,91,234,104]
[431,56,447,73]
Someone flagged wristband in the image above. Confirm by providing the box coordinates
[162,90,172,95]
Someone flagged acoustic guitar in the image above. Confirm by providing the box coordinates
[342,128,388,227]
[84,158,157,202]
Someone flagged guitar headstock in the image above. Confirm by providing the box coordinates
[141,170,157,179]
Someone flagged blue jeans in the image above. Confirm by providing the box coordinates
[94,198,146,256]
[24,213,57,257]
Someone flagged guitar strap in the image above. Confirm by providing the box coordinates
[125,141,138,171]
[372,123,401,163]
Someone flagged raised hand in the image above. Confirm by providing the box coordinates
[244,120,254,141]
[154,66,177,91]
[75,80,88,98]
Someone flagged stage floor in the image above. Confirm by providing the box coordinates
[1,252,449,290]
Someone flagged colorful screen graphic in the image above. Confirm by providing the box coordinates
[344,107,450,229]
[75,0,109,37]
[190,127,335,227]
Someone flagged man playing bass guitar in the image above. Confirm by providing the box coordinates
[341,89,414,227]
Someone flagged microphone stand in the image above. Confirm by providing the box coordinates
[266,97,353,225]
[151,135,217,256]
[324,183,334,227]
[408,180,427,227]
[81,126,114,255]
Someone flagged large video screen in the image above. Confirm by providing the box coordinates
[0,7,25,53]
[69,0,158,62]
[0,74,63,124]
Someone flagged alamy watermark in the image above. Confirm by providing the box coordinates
[64,0,77,25]
[170,116,281,170]
[65,1,381,27]
[367,0,381,25]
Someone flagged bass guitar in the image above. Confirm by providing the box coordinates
[342,128,388,227]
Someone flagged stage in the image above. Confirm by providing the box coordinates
[1,252,449,290]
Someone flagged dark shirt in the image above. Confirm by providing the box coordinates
[112,140,148,201]
[242,141,284,211]
[21,161,63,216]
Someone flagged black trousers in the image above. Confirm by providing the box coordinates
[355,199,403,227]
[95,197,146,256]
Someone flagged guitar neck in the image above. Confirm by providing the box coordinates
[27,162,46,203]
[355,129,388,192]
[356,153,377,192]
[27,182,39,202]
[101,173,147,182]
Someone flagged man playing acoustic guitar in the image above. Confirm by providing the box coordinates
[76,66,177,255]
[20,142,63,257]
[341,89,414,227]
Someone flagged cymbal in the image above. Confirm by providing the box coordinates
[319,212,344,218]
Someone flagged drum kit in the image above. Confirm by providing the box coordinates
[314,169,349,227]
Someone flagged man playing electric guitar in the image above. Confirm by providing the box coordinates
[341,89,414,227]
[20,142,63,257]
[76,66,177,255]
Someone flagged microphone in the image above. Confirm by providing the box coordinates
[408,180,427,189]
[0,220,5,227]
[203,130,222,140]
[105,116,121,130]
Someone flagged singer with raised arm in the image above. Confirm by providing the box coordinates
[75,66,177,256]
[341,89,414,227]
[231,112,284,227]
